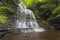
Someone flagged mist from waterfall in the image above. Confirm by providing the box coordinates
[15,0,45,33]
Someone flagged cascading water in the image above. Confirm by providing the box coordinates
[15,0,45,33]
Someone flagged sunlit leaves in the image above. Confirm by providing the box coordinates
[23,0,49,7]
[0,15,7,24]
[24,0,34,7]
[0,0,16,24]
[0,6,8,24]
[24,0,47,7]
[38,0,47,2]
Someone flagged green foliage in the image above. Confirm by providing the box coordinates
[0,15,7,24]
[24,0,35,7]
[0,0,16,24]
[0,6,8,24]
[28,0,60,28]
[53,5,60,13]
[0,6,7,13]
[38,0,47,2]
[24,0,48,7]
[52,5,60,18]
[40,3,56,10]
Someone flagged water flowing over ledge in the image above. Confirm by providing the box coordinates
[15,0,45,33]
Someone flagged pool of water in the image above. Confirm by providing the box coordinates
[2,30,60,40]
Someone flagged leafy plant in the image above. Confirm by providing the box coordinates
[0,15,7,24]
[0,6,8,24]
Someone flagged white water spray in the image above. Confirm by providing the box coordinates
[15,0,45,33]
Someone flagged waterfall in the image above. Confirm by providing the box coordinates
[15,0,45,33]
